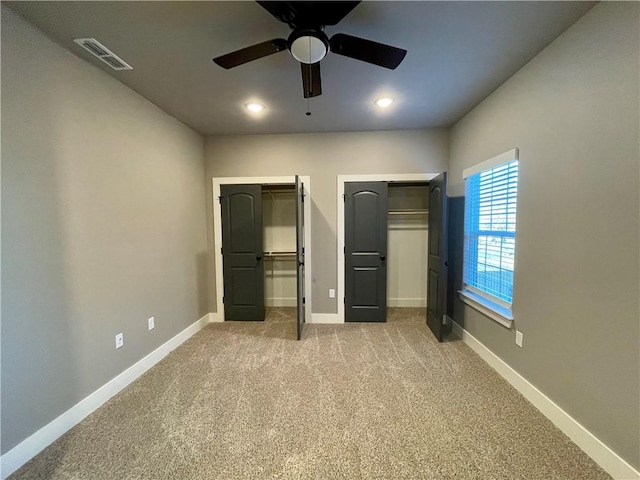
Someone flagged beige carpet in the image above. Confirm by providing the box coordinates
[10,308,610,479]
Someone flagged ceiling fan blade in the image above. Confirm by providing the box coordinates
[213,39,287,69]
[257,1,360,28]
[301,62,322,98]
[256,2,297,25]
[329,33,407,70]
[312,2,361,26]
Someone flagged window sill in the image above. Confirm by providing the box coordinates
[459,289,513,328]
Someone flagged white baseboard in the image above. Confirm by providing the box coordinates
[209,311,224,322]
[308,313,342,324]
[265,297,296,307]
[388,298,427,308]
[451,320,640,480]
[0,314,211,480]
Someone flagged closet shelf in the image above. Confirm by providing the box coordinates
[388,209,429,215]
[263,251,297,259]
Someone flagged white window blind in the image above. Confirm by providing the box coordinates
[463,154,518,306]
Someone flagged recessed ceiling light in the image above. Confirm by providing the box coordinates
[245,103,265,112]
[375,97,394,108]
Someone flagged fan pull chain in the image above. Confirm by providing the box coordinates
[306,36,312,116]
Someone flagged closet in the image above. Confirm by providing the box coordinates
[344,181,429,322]
[218,176,307,340]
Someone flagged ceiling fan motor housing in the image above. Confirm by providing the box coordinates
[288,29,329,64]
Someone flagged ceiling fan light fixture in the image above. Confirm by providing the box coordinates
[375,97,394,108]
[245,103,265,112]
[289,30,329,64]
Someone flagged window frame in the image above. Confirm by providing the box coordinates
[460,148,519,327]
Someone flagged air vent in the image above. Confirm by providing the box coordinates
[73,38,132,71]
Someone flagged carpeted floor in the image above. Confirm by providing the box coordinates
[10,308,610,479]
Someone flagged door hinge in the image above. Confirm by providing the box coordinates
[221,247,223,255]
[344,246,346,253]
[218,196,223,204]
[303,296,306,304]
[222,296,225,304]
[342,194,346,201]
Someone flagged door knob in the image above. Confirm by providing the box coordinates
[256,255,262,261]
[380,255,386,261]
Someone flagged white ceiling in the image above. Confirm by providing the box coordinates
[7,1,595,136]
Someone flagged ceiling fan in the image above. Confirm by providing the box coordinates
[212,1,407,99]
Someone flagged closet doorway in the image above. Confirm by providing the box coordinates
[212,176,311,340]
[337,173,448,341]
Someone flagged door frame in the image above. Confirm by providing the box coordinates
[337,173,440,324]
[212,176,312,322]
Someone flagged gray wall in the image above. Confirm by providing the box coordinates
[449,2,639,469]
[204,130,449,313]
[1,7,207,454]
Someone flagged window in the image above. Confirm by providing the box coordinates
[461,149,519,326]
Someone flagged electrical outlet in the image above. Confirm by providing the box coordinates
[329,289,335,298]
[148,316,155,331]
[115,332,124,349]
[515,330,523,348]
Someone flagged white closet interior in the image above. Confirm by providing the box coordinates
[387,183,429,307]
[262,185,297,307]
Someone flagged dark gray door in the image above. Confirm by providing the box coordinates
[426,173,448,341]
[220,184,265,321]
[295,175,305,340]
[345,182,388,322]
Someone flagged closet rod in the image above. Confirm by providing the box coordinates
[388,209,429,215]
[263,251,297,258]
